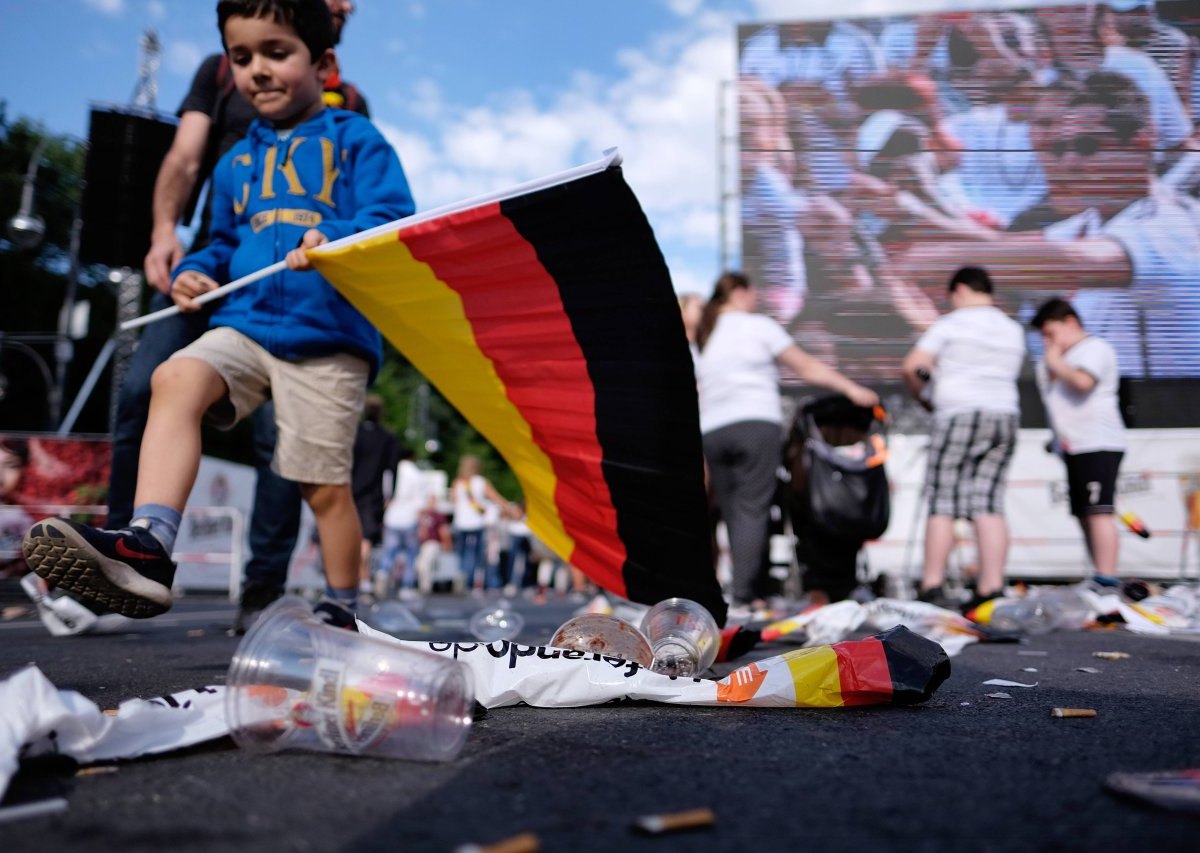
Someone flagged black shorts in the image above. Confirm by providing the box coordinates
[1064,450,1123,517]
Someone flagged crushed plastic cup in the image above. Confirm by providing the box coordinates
[225,597,473,762]
[549,613,653,666]
[469,603,525,642]
[640,597,720,677]
[363,600,423,636]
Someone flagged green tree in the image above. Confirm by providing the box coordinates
[371,342,521,499]
[0,107,115,434]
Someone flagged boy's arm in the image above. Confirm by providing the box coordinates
[897,234,1133,291]
[313,124,416,244]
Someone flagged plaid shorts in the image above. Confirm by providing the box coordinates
[926,411,1018,519]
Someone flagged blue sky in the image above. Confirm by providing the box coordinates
[1,0,1052,294]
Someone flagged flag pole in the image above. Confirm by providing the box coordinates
[118,148,622,333]
[119,260,287,332]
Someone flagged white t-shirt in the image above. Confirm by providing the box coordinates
[382,459,424,530]
[696,311,794,434]
[941,104,1046,228]
[451,474,489,532]
[1036,335,1126,454]
[1044,183,1200,378]
[915,305,1025,420]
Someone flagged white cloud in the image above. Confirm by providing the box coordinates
[82,0,125,15]
[381,11,741,292]
[664,0,705,16]
[165,39,206,77]
[146,0,165,21]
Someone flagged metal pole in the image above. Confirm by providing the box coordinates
[717,79,727,274]
[111,269,143,432]
[51,213,83,430]
[57,336,117,436]
[18,138,49,219]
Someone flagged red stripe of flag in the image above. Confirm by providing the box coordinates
[833,637,894,706]
[401,204,628,595]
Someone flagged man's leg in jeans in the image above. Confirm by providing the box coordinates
[109,293,210,528]
[238,401,302,622]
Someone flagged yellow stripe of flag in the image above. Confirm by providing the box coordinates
[311,232,576,560]
[782,646,845,708]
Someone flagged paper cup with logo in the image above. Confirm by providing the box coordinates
[640,597,720,677]
[225,597,473,761]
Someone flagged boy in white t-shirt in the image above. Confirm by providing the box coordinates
[1031,298,1127,577]
[902,266,1026,611]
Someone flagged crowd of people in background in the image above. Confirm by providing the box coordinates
[357,448,590,604]
[739,1,1200,381]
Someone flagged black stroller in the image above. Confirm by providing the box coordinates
[783,394,890,602]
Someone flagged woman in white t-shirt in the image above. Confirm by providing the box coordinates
[695,272,878,612]
[451,454,515,592]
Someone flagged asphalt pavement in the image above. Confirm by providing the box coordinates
[1,591,1198,852]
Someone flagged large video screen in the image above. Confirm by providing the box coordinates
[738,1,1200,381]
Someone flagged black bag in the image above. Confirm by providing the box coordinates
[805,432,890,540]
[788,394,891,542]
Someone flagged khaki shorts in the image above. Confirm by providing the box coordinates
[171,326,368,484]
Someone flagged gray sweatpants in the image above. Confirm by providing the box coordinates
[702,419,782,604]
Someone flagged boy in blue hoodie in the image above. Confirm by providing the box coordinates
[22,0,414,626]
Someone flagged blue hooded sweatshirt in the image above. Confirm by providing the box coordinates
[174,108,415,380]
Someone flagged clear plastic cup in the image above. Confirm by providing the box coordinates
[225,597,473,762]
[469,603,525,642]
[548,613,653,666]
[640,597,720,677]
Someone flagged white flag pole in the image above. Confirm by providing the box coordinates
[118,148,622,333]
[119,260,287,332]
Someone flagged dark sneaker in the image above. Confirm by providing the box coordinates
[962,590,1002,619]
[22,518,175,618]
[232,581,284,636]
[313,598,358,631]
[916,585,961,612]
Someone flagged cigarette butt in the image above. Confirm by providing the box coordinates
[454,831,539,853]
[1051,707,1097,718]
[187,629,205,638]
[76,765,119,777]
[634,807,716,835]
[0,797,69,824]
[1093,651,1130,660]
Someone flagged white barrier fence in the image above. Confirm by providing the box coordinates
[866,428,1200,585]
[172,506,246,601]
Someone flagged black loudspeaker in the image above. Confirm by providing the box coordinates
[79,104,178,269]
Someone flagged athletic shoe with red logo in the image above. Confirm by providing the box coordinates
[22,518,176,618]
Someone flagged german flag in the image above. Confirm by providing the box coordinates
[310,165,725,624]
[716,626,951,707]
